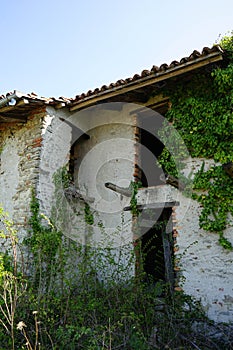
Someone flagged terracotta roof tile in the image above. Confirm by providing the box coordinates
[0,91,71,105]
[141,70,151,77]
[179,57,189,64]
[71,45,224,106]
[0,45,224,112]
[0,91,72,119]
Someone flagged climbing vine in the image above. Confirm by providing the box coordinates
[130,181,142,216]
[158,33,233,249]
[25,192,63,274]
[84,203,94,225]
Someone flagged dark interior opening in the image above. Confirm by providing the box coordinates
[137,114,174,287]
[69,133,90,180]
[139,115,164,187]
[140,208,174,285]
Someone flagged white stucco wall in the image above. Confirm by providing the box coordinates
[37,106,73,216]
[35,108,233,322]
[176,158,233,323]
[38,103,135,250]
[1,105,232,323]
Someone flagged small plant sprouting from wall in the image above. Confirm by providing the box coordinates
[130,181,142,216]
[158,33,233,250]
[84,203,94,225]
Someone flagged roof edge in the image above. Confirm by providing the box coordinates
[70,49,224,112]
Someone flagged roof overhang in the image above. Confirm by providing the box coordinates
[70,49,224,112]
[0,45,226,122]
[0,92,70,124]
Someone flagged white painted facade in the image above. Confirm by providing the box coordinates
[37,103,135,248]
[0,106,232,323]
[176,158,233,323]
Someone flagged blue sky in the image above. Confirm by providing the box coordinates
[0,0,232,98]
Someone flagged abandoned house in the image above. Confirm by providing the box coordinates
[0,44,232,323]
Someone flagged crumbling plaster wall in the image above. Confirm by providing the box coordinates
[175,157,233,323]
[2,104,232,323]
[37,102,136,282]
[0,110,45,234]
[37,106,73,216]
[38,103,136,249]
[73,105,135,243]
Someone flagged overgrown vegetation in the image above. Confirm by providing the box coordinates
[1,34,233,349]
[159,32,233,249]
[0,203,233,349]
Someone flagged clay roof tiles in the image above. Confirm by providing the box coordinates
[72,45,223,105]
[0,45,224,113]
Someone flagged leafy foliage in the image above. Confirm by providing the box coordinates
[26,192,62,266]
[84,203,94,225]
[1,204,232,349]
[159,33,233,249]
[130,181,142,216]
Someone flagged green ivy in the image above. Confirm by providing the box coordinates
[25,191,62,266]
[158,33,233,250]
[84,203,94,225]
[130,181,142,216]
[192,163,233,250]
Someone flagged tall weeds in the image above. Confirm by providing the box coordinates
[0,206,232,349]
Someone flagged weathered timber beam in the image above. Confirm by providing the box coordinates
[105,182,180,211]
[105,182,132,197]
[124,201,179,211]
[0,114,27,122]
[0,99,29,113]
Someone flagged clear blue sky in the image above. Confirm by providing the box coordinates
[0,0,232,98]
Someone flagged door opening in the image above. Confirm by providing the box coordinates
[136,113,174,288]
[140,208,174,286]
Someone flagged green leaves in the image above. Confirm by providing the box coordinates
[163,61,233,163]
[193,165,233,250]
[159,33,233,249]
[84,203,94,225]
[26,192,62,263]
[130,181,142,216]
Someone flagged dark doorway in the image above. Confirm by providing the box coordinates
[139,115,164,187]
[136,113,174,287]
[140,208,174,286]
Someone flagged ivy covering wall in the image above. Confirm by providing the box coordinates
[159,34,233,250]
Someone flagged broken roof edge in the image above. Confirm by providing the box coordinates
[70,45,224,111]
[0,90,72,112]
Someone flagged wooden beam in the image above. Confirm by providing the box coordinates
[0,99,29,113]
[105,182,132,197]
[124,201,179,211]
[0,114,27,123]
[104,183,180,210]
[70,53,223,111]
